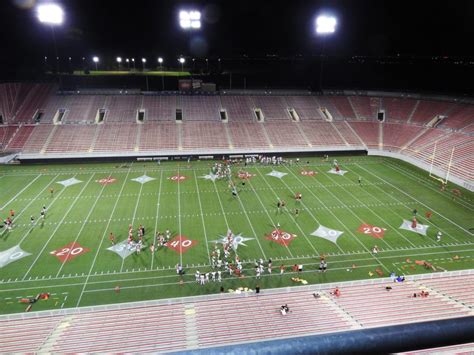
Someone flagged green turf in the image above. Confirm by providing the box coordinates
[0,156,472,314]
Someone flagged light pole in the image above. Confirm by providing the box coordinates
[131,58,135,70]
[158,57,164,90]
[93,56,99,71]
[126,58,130,70]
[315,15,337,91]
[179,57,185,73]
[142,58,147,70]
[36,3,64,78]
[116,57,122,70]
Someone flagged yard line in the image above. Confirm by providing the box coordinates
[283,165,391,272]
[76,166,133,307]
[386,160,474,211]
[232,183,268,261]
[251,169,316,257]
[318,167,417,248]
[21,173,96,280]
[120,171,146,272]
[0,174,60,239]
[193,170,211,264]
[0,174,42,210]
[55,174,112,277]
[209,178,231,228]
[350,164,464,245]
[177,167,183,268]
[151,170,164,270]
[1,245,473,292]
[356,163,471,238]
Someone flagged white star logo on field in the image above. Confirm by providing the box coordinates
[131,175,156,184]
[311,225,344,244]
[212,233,253,250]
[200,172,219,182]
[57,177,82,187]
[267,170,287,179]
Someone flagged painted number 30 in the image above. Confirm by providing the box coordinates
[55,247,84,256]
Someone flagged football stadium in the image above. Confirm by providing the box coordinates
[0,1,473,353]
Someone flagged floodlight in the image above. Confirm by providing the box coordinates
[316,15,336,34]
[158,57,163,64]
[132,58,135,62]
[179,57,185,64]
[116,57,122,63]
[179,10,201,29]
[142,58,146,63]
[37,3,64,25]
[92,56,99,63]
[126,58,129,63]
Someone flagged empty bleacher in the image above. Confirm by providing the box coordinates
[285,96,324,120]
[382,97,418,122]
[348,96,381,120]
[410,100,455,125]
[180,96,221,121]
[220,96,255,121]
[347,121,380,148]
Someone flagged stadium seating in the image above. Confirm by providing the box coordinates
[347,121,380,148]
[0,88,472,186]
[410,100,455,124]
[142,95,176,121]
[181,122,229,149]
[138,122,178,151]
[220,96,255,121]
[328,96,356,119]
[252,96,289,120]
[439,103,474,130]
[0,273,472,353]
[93,124,138,152]
[381,97,418,122]
[285,96,325,120]
[348,96,381,120]
[180,96,222,121]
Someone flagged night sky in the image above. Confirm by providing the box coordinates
[1,0,473,91]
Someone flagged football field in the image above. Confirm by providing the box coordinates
[0,156,473,314]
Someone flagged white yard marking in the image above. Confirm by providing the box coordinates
[193,170,211,264]
[253,169,317,256]
[75,166,133,307]
[121,170,146,272]
[21,173,96,280]
[356,163,470,240]
[386,161,474,211]
[283,165,391,272]
[0,174,60,239]
[321,166,417,248]
[0,174,42,210]
[151,170,164,270]
[177,168,183,267]
[55,174,112,277]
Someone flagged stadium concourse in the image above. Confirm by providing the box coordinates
[0,83,473,189]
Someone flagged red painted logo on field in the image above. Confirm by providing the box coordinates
[301,170,317,176]
[168,174,188,183]
[357,224,386,239]
[49,242,90,262]
[165,235,197,253]
[265,229,297,247]
[96,177,117,185]
[237,171,256,180]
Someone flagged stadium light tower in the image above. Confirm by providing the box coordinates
[315,14,337,90]
[179,57,185,72]
[92,56,99,71]
[179,10,201,30]
[36,3,64,76]
[141,58,147,70]
[116,57,122,70]
[157,57,164,90]
[125,58,130,69]
[131,58,136,69]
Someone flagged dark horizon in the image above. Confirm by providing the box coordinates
[1,0,474,94]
